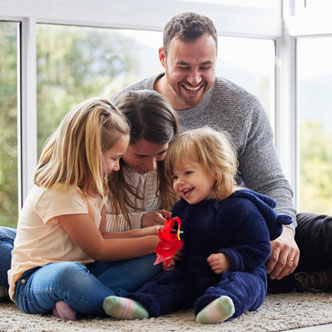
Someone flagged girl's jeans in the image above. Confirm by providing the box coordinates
[14,256,160,316]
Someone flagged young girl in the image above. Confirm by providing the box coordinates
[0,90,179,301]
[103,127,292,324]
[8,97,161,320]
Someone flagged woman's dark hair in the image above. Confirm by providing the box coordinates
[115,90,178,145]
[108,90,179,223]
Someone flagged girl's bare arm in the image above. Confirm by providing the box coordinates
[58,213,159,261]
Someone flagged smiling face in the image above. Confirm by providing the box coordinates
[102,134,129,175]
[159,33,217,110]
[122,138,169,174]
[172,161,216,205]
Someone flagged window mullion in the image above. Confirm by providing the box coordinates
[18,17,37,208]
[275,29,298,208]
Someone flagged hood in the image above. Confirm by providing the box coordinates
[230,189,292,240]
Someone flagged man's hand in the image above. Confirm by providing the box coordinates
[267,226,300,280]
[141,209,169,228]
[207,253,230,274]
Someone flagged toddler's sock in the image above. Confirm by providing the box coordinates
[52,300,76,320]
[103,295,149,320]
[196,295,235,324]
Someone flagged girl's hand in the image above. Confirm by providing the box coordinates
[141,209,169,228]
[144,224,164,236]
[207,253,230,274]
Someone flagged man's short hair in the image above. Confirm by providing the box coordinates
[163,12,218,54]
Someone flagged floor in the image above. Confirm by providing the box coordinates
[284,324,332,332]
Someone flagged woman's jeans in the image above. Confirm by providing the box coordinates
[14,256,161,316]
[0,227,16,287]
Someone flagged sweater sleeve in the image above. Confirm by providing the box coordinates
[237,97,296,229]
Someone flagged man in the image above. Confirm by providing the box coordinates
[111,12,332,293]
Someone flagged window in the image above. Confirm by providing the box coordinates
[36,26,276,152]
[37,24,163,155]
[0,22,19,227]
[0,1,283,221]
[179,0,278,8]
[297,36,332,215]
[217,36,275,128]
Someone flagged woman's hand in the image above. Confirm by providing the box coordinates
[141,209,169,228]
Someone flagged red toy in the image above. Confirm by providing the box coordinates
[153,214,184,268]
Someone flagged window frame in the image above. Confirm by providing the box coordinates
[283,0,332,206]
[1,0,290,207]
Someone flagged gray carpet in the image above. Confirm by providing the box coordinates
[1,293,332,332]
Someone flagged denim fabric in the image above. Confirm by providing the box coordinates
[0,227,16,287]
[14,255,160,316]
[86,254,161,292]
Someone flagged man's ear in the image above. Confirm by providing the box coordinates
[159,47,166,68]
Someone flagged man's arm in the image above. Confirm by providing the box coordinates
[237,98,296,225]
[237,96,299,279]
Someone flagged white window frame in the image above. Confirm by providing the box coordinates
[1,0,295,206]
[282,0,332,207]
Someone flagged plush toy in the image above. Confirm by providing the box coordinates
[153,215,183,268]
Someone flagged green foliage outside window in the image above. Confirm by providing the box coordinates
[0,22,18,227]
[0,24,147,227]
[36,25,143,155]
[300,121,332,215]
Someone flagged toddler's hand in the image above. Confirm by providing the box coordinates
[163,259,175,270]
[163,247,183,270]
[207,253,230,274]
[173,247,183,261]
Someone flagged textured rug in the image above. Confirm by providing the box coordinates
[1,293,332,332]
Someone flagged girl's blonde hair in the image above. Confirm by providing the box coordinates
[34,97,129,198]
[108,90,179,223]
[164,127,238,201]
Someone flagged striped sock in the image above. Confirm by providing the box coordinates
[196,296,235,324]
[103,296,149,320]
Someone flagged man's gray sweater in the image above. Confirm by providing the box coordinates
[111,74,296,228]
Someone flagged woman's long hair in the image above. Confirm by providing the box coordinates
[108,90,179,223]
